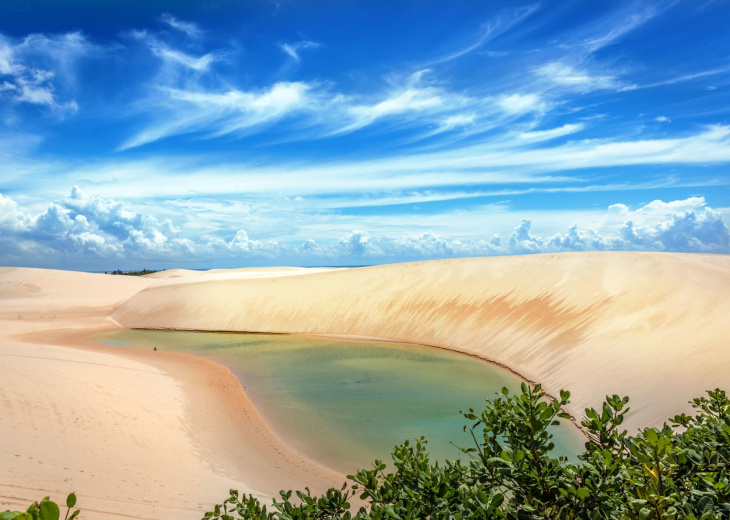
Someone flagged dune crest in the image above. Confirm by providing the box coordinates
[113,252,730,429]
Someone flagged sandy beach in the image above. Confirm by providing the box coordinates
[2,252,730,518]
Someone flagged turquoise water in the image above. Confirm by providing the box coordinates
[92,330,585,472]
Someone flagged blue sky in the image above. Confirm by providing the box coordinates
[1,0,729,269]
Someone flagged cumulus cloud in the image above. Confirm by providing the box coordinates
[1,187,192,261]
[1,190,727,268]
[548,197,730,253]
[509,219,544,252]
[330,198,730,260]
[202,229,283,257]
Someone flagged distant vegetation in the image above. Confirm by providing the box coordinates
[105,268,158,276]
[206,385,730,520]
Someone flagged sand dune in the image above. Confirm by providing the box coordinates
[113,252,730,430]
[0,268,342,519]
[2,253,730,518]
[145,267,339,285]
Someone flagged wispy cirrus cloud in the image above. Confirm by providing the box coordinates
[517,123,585,142]
[581,3,661,52]
[120,61,552,149]
[535,62,629,93]
[160,14,202,38]
[279,40,320,62]
[78,124,730,200]
[119,81,324,150]
[0,31,96,112]
[427,4,540,64]
[131,29,222,72]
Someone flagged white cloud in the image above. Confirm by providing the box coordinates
[121,67,507,148]
[160,14,201,38]
[498,93,545,114]
[0,192,29,232]
[1,189,727,268]
[54,124,730,207]
[518,123,585,142]
[120,81,320,149]
[152,44,219,71]
[428,4,539,64]
[582,5,659,52]
[0,31,93,112]
[279,40,320,62]
[656,116,671,122]
[439,114,476,129]
[536,62,627,93]
[202,229,283,257]
[133,30,221,72]
[509,218,543,251]
[343,84,446,132]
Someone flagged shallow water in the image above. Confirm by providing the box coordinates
[92,330,585,472]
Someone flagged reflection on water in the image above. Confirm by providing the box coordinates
[92,330,585,472]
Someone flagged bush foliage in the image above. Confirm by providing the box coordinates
[205,384,730,520]
[0,493,78,520]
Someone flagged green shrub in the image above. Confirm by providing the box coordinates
[205,385,730,519]
[1,493,79,520]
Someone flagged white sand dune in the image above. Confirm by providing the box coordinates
[145,266,339,285]
[113,252,730,430]
[0,268,342,519]
[2,253,730,518]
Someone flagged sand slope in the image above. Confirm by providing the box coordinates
[113,252,730,430]
[3,254,730,518]
[0,268,342,519]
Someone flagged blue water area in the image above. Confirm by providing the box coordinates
[91,330,586,472]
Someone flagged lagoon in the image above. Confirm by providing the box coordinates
[92,330,585,472]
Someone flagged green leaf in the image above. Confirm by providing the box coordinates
[644,428,658,443]
[65,494,76,509]
[576,488,590,500]
[38,501,59,520]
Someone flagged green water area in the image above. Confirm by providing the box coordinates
[92,330,585,473]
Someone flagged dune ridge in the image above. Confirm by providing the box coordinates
[113,252,730,430]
